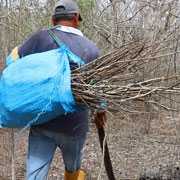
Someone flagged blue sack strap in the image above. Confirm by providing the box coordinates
[48,28,64,47]
[48,28,85,66]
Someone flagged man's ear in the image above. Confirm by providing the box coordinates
[73,14,80,27]
[51,17,57,26]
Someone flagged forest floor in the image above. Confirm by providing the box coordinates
[1,112,180,180]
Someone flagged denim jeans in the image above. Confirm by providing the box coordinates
[26,127,86,180]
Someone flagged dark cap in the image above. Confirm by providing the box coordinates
[53,0,82,21]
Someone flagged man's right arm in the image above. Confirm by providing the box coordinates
[6,31,41,66]
[6,46,20,65]
[88,42,100,63]
[18,31,41,58]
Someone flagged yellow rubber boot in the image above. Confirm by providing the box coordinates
[64,169,86,180]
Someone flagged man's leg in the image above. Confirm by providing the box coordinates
[58,134,87,179]
[26,128,57,180]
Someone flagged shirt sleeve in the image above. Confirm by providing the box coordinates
[92,46,100,60]
[88,45,100,63]
[18,31,41,58]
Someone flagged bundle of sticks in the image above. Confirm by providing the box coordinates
[71,40,180,113]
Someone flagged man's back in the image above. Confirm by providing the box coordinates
[18,26,99,136]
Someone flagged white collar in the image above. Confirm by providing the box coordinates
[56,25,84,37]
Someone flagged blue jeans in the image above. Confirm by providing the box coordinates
[26,127,86,180]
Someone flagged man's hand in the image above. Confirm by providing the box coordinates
[94,110,107,128]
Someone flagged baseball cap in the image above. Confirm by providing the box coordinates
[53,0,82,21]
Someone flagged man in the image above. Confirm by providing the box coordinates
[10,0,104,179]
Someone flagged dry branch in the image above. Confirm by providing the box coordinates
[71,40,180,113]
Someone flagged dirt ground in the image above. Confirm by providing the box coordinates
[1,112,180,180]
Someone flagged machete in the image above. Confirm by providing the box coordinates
[94,112,116,180]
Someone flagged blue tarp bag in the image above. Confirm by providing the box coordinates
[0,29,84,128]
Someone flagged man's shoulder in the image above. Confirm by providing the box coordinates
[71,33,100,55]
[18,28,55,57]
[30,29,49,40]
[19,27,100,60]
[38,28,98,50]
[79,36,100,60]
[81,35,99,49]
[25,28,51,42]
[53,28,100,61]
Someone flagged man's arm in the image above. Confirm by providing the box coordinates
[18,31,41,58]
[87,43,107,128]
[6,46,20,66]
[6,31,40,66]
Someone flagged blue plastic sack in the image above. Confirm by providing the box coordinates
[0,44,84,128]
